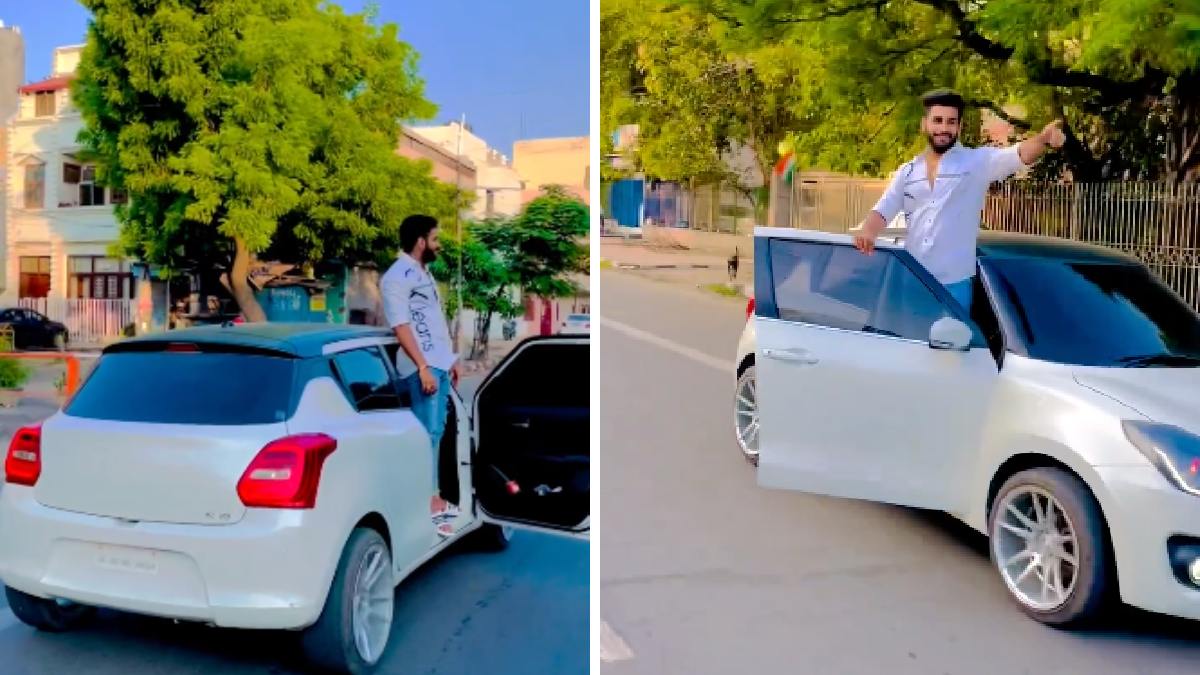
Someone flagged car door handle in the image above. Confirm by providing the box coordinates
[763,348,819,365]
[511,420,531,429]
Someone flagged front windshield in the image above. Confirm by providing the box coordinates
[984,257,1200,367]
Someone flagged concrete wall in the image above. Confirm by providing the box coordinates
[396,127,477,193]
[52,45,84,77]
[513,136,589,202]
[0,25,23,121]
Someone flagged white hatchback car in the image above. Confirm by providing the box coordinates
[735,228,1200,626]
[560,313,591,335]
[0,324,588,673]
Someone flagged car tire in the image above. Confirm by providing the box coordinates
[988,467,1113,627]
[301,528,394,674]
[470,523,514,552]
[5,586,94,632]
[734,364,759,466]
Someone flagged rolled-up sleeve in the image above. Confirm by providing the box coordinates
[984,144,1029,182]
[380,268,413,328]
[871,167,906,223]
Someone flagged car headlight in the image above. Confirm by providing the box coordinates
[1122,420,1200,496]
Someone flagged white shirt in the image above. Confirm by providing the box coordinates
[872,143,1029,284]
[379,253,458,377]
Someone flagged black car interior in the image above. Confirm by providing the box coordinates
[969,270,1006,364]
[474,340,588,530]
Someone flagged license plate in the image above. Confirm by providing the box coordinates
[95,545,160,575]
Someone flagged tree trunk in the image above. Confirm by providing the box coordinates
[469,310,493,361]
[230,236,267,323]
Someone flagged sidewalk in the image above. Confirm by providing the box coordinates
[599,238,754,299]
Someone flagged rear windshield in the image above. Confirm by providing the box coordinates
[66,351,296,424]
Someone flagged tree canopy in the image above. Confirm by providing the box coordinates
[602,0,1200,182]
[430,186,589,359]
[73,0,462,320]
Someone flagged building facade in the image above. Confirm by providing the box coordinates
[513,136,589,205]
[2,45,133,307]
[411,122,525,219]
[396,127,478,199]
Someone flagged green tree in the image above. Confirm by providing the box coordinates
[686,0,1200,181]
[431,186,589,361]
[601,0,805,215]
[73,0,461,322]
[430,224,520,361]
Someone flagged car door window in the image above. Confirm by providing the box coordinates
[331,347,403,412]
[870,257,955,341]
[770,239,963,342]
[770,241,888,332]
[772,241,879,330]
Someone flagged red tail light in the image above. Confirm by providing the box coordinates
[237,434,337,509]
[5,424,42,486]
[165,342,199,353]
[746,297,756,319]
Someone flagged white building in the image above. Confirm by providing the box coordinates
[3,45,133,305]
[411,122,525,218]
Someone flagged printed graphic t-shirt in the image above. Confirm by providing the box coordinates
[380,253,458,378]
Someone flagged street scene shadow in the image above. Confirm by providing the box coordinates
[899,506,1200,646]
[0,532,587,675]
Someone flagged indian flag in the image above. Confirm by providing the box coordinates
[774,152,796,183]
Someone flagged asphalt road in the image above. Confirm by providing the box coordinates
[0,530,587,675]
[599,269,1200,675]
[0,376,588,675]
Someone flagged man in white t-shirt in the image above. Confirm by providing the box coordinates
[855,89,1066,310]
[380,215,461,536]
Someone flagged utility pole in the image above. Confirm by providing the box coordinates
[454,113,465,354]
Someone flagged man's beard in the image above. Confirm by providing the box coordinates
[927,131,958,154]
[422,248,438,264]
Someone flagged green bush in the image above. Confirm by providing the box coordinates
[0,358,31,390]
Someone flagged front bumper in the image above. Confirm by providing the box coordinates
[1097,465,1200,621]
[0,486,342,630]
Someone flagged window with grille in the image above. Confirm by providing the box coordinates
[34,92,55,117]
[63,163,107,207]
[69,256,131,299]
[23,164,45,209]
[19,257,51,298]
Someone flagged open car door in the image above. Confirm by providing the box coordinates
[472,335,589,540]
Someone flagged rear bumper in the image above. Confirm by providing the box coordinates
[0,486,341,630]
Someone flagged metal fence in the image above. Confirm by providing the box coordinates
[983,182,1200,311]
[778,176,1200,311]
[18,298,135,347]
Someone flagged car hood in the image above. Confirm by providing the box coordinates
[1073,367,1200,432]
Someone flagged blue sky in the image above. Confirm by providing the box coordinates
[1,0,589,156]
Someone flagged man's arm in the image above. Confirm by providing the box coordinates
[381,269,437,393]
[1018,120,1066,166]
[854,166,905,255]
[983,120,1065,182]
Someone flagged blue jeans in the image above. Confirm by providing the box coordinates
[402,367,451,492]
[944,277,974,313]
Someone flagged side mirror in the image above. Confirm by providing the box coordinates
[929,316,972,351]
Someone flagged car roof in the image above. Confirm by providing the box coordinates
[976,231,1141,264]
[109,323,394,358]
[754,227,1142,266]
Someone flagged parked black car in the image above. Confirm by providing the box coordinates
[0,308,68,350]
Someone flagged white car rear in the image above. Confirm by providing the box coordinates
[560,313,590,334]
[0,324,589,673]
